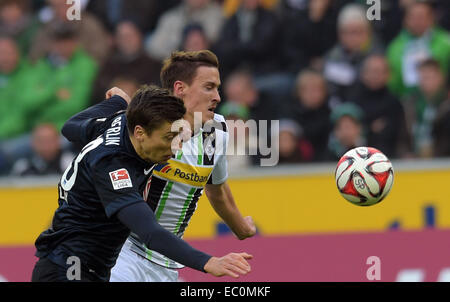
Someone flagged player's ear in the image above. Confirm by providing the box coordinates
[133,125,146,141]
[173,80,186,98]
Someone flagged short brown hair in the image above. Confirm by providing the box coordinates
[419,58,442,72]
[160,50,219,91]
[126,85,186,135]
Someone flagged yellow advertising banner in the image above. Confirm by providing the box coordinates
[186,169,450,237]
[1,168,450,245]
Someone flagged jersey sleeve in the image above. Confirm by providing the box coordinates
[61,96,128,148]
[91,154,143,218]
[117,202,211,272]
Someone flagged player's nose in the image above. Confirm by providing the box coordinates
[213,89,221,103]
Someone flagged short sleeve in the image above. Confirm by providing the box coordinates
[91,155,143,218]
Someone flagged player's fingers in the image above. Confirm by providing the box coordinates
[227,261,250,275]
[238,252,253,260]
[222,267,239,279]
[226,265,248,277]
[228,255,251,272]
[105,88,116,99]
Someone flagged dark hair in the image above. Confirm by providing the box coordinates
[181,22,206,43]
[419,58,442,72]
[114,19,142,35]
[126,85,186,135]
[160,50,219,91]
[50,23,78,41]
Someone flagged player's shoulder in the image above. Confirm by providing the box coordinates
[85,136,130,168]
[85,140,119,166]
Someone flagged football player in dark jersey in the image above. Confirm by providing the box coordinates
[32,85,252,282]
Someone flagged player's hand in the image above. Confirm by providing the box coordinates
[204,252,253,278]
[105,87,131,104]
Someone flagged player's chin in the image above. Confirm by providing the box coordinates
[154,154,172,163]
[161,154,172,162]
[204,109,215,121]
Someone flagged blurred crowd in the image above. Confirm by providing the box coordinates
[0,0,449,175]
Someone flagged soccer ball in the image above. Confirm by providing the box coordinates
[335,147,394,206]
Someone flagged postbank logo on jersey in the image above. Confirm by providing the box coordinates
[153,160,212,187]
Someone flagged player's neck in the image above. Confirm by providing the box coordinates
[184,111,202,135]
[129,133,148,162]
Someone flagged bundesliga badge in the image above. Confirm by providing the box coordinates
[109,168,133,190]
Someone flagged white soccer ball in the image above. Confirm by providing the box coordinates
[335,147,394,206]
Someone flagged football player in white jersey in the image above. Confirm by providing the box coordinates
[110,50,256,282]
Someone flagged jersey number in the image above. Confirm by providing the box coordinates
[60,137,104,195]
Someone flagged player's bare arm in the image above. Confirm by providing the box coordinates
[205,182,256,240]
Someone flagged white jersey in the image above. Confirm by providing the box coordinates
[127,114,229,269]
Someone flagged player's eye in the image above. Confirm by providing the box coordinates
[205,84,215,91]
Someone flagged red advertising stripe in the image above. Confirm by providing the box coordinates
[0,246,37,282]
[1,230,450,282]
[180,230,450,282]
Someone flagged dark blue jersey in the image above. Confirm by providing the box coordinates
[35,96,211,281]
[35,109,154,281]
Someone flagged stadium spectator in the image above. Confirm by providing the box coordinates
[10,123,74,176]
[432,90,450,157]
[146,0,224,62]
[91,20,161,104]
[109,76,140,101]
[0,0,39,56]
[323,3,384,103]
[221,69,278,166]
[403,59,448,158]
[397,0,450,32]
[355,0,405,46]
[0,36,32,140]
[219,102,252,171]
[29,0,111,64]
[213,0,286,94]
[282,70,332,162]
[180,23,210,52]
[222,68,279,123]
[25,25,98,132]
[0,36,36,174]
[85,0,169,34]
[387,1,450,97]
[327,102,366,161]
[279,0,345,73]
[347,55,410,159]
[277,119,305,164]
